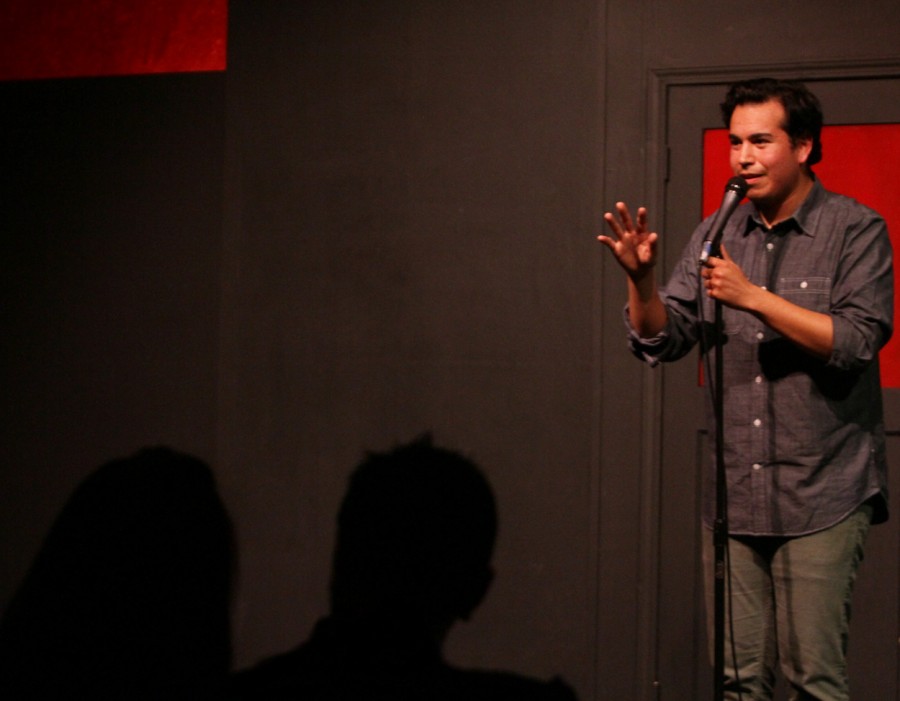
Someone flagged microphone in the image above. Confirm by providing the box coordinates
[698,176,749,265]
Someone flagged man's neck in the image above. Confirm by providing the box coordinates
[759,173,814,228]
[325,612,450,652]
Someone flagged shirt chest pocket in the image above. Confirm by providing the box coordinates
[776,276,832,312]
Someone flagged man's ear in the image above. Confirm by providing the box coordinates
[794,136,813,166]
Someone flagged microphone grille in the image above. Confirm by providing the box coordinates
[726,176,749,197]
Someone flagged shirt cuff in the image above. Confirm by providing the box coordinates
[624,305,668,367]
[828,313,881,373]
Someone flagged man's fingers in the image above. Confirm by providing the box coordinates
[636,207,648,232]
[720,243,733,262]
[603,212,623,237]
[604,202,652,241]
[596,235,614,250]
[616,202,635,231]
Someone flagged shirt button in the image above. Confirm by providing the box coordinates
[761,285,767,291]
[800,280,808,289]
[755,375,763,384]
[756,332,764,340]
[766,242,775,251]
[753,463,762,470]
[753,418,762,427]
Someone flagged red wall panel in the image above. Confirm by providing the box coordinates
[0,0,227,81]
[704,125,900,387]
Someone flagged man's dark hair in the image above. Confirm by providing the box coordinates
[329,434,497,624]
[720,77,824,167]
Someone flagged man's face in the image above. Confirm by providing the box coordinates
[728,99,812,222]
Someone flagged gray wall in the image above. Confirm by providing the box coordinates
[1,73,224,612]
[219,0,600,691]
[2,2,899,700]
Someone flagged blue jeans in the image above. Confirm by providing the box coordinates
[702,504,872,701]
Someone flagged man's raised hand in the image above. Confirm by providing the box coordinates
[598,202,658,281]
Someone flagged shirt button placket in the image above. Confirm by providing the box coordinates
[752,376,764,474]
[750,264,768,530]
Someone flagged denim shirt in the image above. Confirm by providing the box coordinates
[628,180,893,536]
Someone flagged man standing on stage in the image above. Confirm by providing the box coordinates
[598,77,893,700]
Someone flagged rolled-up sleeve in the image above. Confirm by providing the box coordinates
[623,225,711,367]
[828,211,894,372]
[624,307,669,367]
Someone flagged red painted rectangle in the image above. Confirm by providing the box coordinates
[0,0,227,81]
[703,124,900,387]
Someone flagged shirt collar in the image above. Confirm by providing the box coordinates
[744,177,823,238]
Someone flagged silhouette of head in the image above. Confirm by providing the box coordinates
[0,446,234,698]
[329,434,497,636]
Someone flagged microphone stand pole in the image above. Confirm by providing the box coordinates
[712,297,727,701]
[700,175,746,701]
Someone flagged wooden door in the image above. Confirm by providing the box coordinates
[652,71,900,700]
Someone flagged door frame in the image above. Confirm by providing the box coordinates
[634,58,900,700]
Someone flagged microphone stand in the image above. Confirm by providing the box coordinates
[700,175,746,701]
[712,297,728,701]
